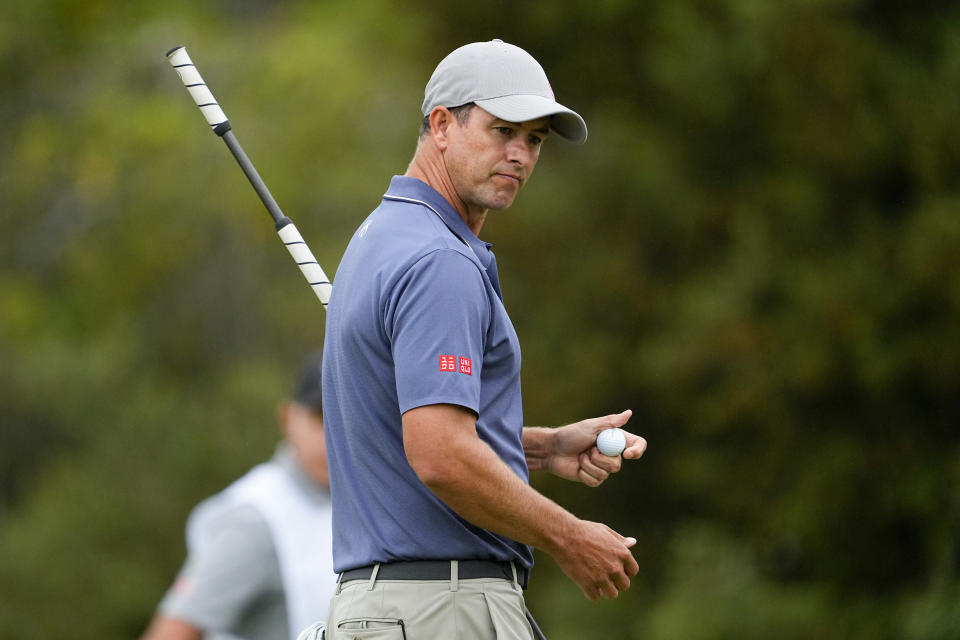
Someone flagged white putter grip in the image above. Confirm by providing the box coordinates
[277,222,332,306]
[166,46,229,131]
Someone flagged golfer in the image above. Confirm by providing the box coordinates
[143,353,335,640]
[321,40,647,639]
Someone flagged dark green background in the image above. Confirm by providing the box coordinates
[1,1,958,637]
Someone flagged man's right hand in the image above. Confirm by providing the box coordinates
[549,519,639,600]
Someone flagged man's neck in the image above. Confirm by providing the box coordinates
[405,153,487,236]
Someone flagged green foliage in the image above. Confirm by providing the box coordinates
[1,1,958,638]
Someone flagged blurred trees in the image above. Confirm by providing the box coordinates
[1,1,958,638]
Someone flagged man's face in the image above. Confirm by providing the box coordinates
[283,401,329,487]
[444,107,550,213]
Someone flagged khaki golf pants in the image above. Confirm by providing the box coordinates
[326,563,537,639]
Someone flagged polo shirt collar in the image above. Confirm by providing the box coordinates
[384,176,496,270]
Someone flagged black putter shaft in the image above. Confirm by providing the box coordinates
[166,45,331,306]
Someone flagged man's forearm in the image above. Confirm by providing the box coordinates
[404,407,573,555]
[404,404,641,601]
[140,617,203,640]
[521,426,555,472]
[430,436,574,553]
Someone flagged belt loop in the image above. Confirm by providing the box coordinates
[510,561,520,591]
[367,563,381,591]
[335,571,344,595]
[450,560,459,592]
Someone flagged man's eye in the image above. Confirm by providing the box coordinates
[496,127,513,135]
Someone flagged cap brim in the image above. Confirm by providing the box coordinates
[475,94,588,144]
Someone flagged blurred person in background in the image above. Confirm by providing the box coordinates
[142,352,334,640]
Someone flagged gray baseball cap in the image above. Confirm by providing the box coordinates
[422,39,588,144]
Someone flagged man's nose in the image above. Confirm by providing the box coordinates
[506,138,533,165]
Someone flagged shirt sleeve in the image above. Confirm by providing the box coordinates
[158,504,282,631]
[387,248,491,415]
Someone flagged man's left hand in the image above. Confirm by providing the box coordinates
[545,409,646,486]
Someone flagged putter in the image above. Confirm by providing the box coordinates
[166,45,332,307]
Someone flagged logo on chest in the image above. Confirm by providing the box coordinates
[439,354,472,375]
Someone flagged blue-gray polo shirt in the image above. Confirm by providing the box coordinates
[322,175,531,572]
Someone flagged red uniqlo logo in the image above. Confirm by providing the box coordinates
[439,355,457,372]
[439,354,472,375]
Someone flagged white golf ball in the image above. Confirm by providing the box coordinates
[596,428,626,456]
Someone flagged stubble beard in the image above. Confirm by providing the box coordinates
[464,175,521,213]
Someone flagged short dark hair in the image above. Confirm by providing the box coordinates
[419,103,475,137]
[292,351,324,410]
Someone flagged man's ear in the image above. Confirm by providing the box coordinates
[277,400,292,438]
[429,106,453,150]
